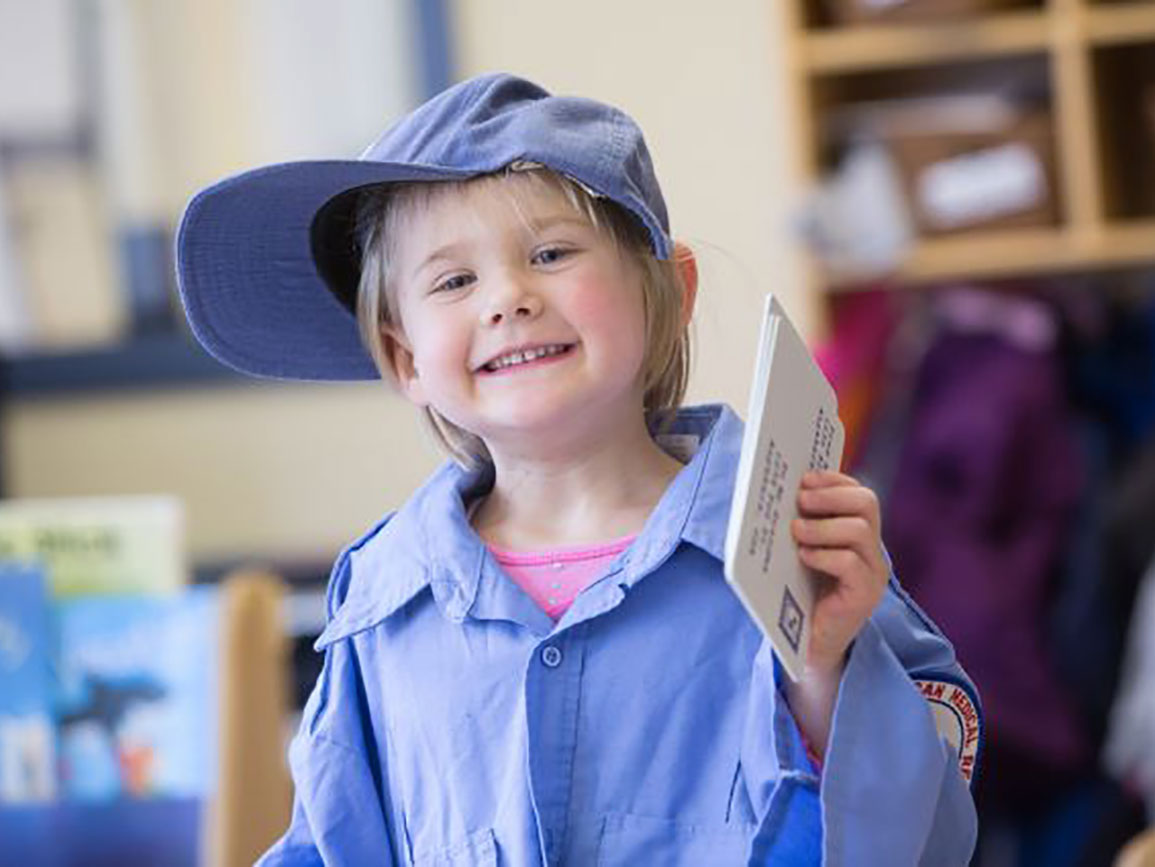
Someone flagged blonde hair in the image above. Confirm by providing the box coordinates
[354,168,691,469]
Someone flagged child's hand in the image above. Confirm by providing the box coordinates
[791,470,889,677]
[781,471,889,759]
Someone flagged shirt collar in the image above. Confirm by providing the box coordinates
[660,403,742,563]
[315,460,492,647]
[316,403,744,647]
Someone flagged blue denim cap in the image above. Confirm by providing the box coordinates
[175,72,672,381]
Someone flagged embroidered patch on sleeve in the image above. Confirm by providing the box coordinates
[914,678,981,785]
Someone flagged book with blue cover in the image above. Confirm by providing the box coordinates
[0,564,56,803]
[56,587,219,801]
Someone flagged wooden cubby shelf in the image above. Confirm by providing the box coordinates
[782,0,1155,288]
[1087,3,1155,47]
[893,220,1155,284]
[801,11,1052,73]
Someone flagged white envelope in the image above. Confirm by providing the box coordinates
[724,295,845,682]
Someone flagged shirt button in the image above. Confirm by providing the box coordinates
[541,645,563,668]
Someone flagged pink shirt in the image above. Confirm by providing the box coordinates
[488,535,636,621]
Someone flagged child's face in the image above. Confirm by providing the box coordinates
[384,177,650,451]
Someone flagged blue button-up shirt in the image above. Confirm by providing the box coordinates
[261,405,979,866]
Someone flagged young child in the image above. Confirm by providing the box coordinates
[177,73,981,866]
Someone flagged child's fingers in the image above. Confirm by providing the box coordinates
[792,517,885,574]
[799,470,858,489]
[797,541,888,599]
[797,545,877,590]
[797,484,881,527]
[792,515,875,552]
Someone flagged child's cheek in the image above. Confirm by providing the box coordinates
[565,283,613,324]
[407,319,461,375]
[565,269,644,330]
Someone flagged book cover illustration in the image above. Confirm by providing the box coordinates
[0,564,56,803]
[0,496,184,597]
[56,587,219,801]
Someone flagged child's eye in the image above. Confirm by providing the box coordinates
[432,272,474,294]
[531,246,573,266]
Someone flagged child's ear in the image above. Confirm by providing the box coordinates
[381,325,429,407]
[673,241,698,327]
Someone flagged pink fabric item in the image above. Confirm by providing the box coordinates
[801,734,825,776]
[489,535,636,621]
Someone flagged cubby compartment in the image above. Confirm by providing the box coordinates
[808,54,1063,236]
[799,0,1045,29]
[782,0,1155,285]
[1091,41,1155,221]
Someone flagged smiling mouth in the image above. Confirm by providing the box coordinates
[478,343,575,373]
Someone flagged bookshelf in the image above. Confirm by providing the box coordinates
[778,0,1155,289]
[0,333,244,398]
[0,4,456,861]
[0,0,455,402]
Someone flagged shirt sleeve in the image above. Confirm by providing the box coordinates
[826,577,979,867]
[256,639,401,866]
[743,572,981,867]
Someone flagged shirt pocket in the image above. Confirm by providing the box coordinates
[412,826,497,867]
[596,813,756,867]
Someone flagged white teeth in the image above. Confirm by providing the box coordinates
[484,344,568,371]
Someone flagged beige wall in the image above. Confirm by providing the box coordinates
[3,384,437,563]
[4,3,809,565]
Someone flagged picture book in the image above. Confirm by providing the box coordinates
[0,564,56,803]
[56,587,219,801]
[0,496,184,596]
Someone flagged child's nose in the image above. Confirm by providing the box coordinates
[482,281,543,325]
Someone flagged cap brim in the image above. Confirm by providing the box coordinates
[176,160,473,381]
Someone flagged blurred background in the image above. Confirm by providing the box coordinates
[0,0,1154,864]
